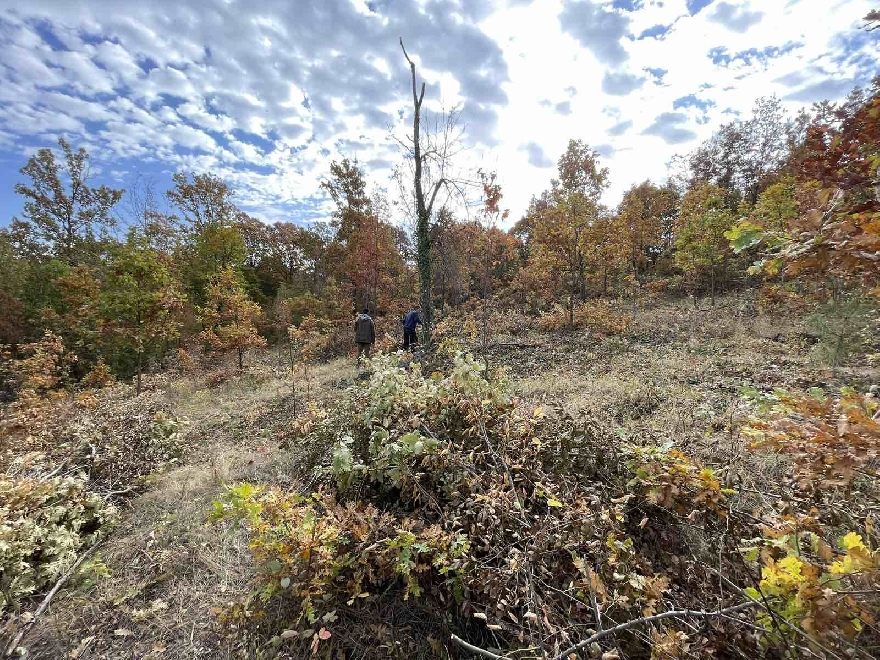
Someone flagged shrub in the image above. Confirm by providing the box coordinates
[211,485,468,624]
[0,476,114,612]
[217,351,743,657]
[219,353,880,657]
[538,301,631,335]
[756,284,808,314]
[7,331,70,395]
[740,516,879,647]
[741,386,880,495]
[1,389,185,492]
[624,443,733,518]
[644,279,669,297]
[80,359,116,389]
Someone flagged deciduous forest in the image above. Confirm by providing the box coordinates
[1,40,879,660]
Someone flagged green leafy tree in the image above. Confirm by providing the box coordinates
[102,235,185,394]
[0,231,31,346]
[725,177,799,276]
[198,268,267,369]
[14,138,123,265]
[41,264,103,375]
[675,184,734,305]
[167,172,247,302]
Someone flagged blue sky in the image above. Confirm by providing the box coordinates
[0,0,877,227]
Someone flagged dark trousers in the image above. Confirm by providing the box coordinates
[357,342,371,364]
[403,330,418,350]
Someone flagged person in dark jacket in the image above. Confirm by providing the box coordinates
[401,307,422,350]
[354,308,375,365]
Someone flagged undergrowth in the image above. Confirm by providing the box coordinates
[213,346,880,658]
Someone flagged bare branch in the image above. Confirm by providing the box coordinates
[450,635,509,659]
[426,179,445,219]
[553,602,759,660]
[450,603,760,660]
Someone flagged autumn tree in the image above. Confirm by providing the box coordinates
[0,231,31,346]
[14,138,123,265]
[321,159,411,314]
[477,171,508,360]
[616,181,679,283]
[430,207,461,310]
[101,234,185,394]
[323,159,376,309]
[675,183,734,305]
[587,211,624,297]
[41,264,103,375]
[728,80,880,289]
[167,172,247,301]
[525,140,609,325]
[198,268,267,369]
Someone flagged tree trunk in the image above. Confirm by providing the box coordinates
[710,265,716,307]
[401,40,434,348]
[136,350,142,396]
[238,346,244,370]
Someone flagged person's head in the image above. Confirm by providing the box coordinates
[362,307,370,315]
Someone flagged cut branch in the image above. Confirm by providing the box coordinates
[4,543,102,657]
[451,603,760,660]
[552,602,759,660]
[450,634,508,659]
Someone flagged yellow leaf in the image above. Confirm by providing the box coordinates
[839,532,866,552]
[547,498,564,508]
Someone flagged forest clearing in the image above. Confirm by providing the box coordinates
[1,7,879,659]
[2,291,878,659]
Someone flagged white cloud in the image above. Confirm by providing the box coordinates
[0,0,876,225]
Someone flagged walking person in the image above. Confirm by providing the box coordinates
[354,307,375,366]
[401,307,422,350]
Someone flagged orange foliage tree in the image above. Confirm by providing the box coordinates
[728,81,880,291]
[198,268,267,369]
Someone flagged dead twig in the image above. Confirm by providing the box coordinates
[552,602,759,660]
[452,603,759,660]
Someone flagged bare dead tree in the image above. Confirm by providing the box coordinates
[398,38,470,347]
[124,173,158,234]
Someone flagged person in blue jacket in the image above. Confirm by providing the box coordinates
[401,307,422,350]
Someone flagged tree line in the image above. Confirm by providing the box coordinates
[1,77,877,390]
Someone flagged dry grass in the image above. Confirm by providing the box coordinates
[22,354,353,659]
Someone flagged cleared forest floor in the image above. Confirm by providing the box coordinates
[21,295,877,659]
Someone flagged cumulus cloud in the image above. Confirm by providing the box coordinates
[602,71,646,96]
[707,1,763,33]
[608,119,633,136]
[641,112,697,144]
[521,142,554,168]
[0,0,511,221]
[554,100,572,115]
[0,0,876,224]
[559,0,631,66]
[783,78,858,102]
